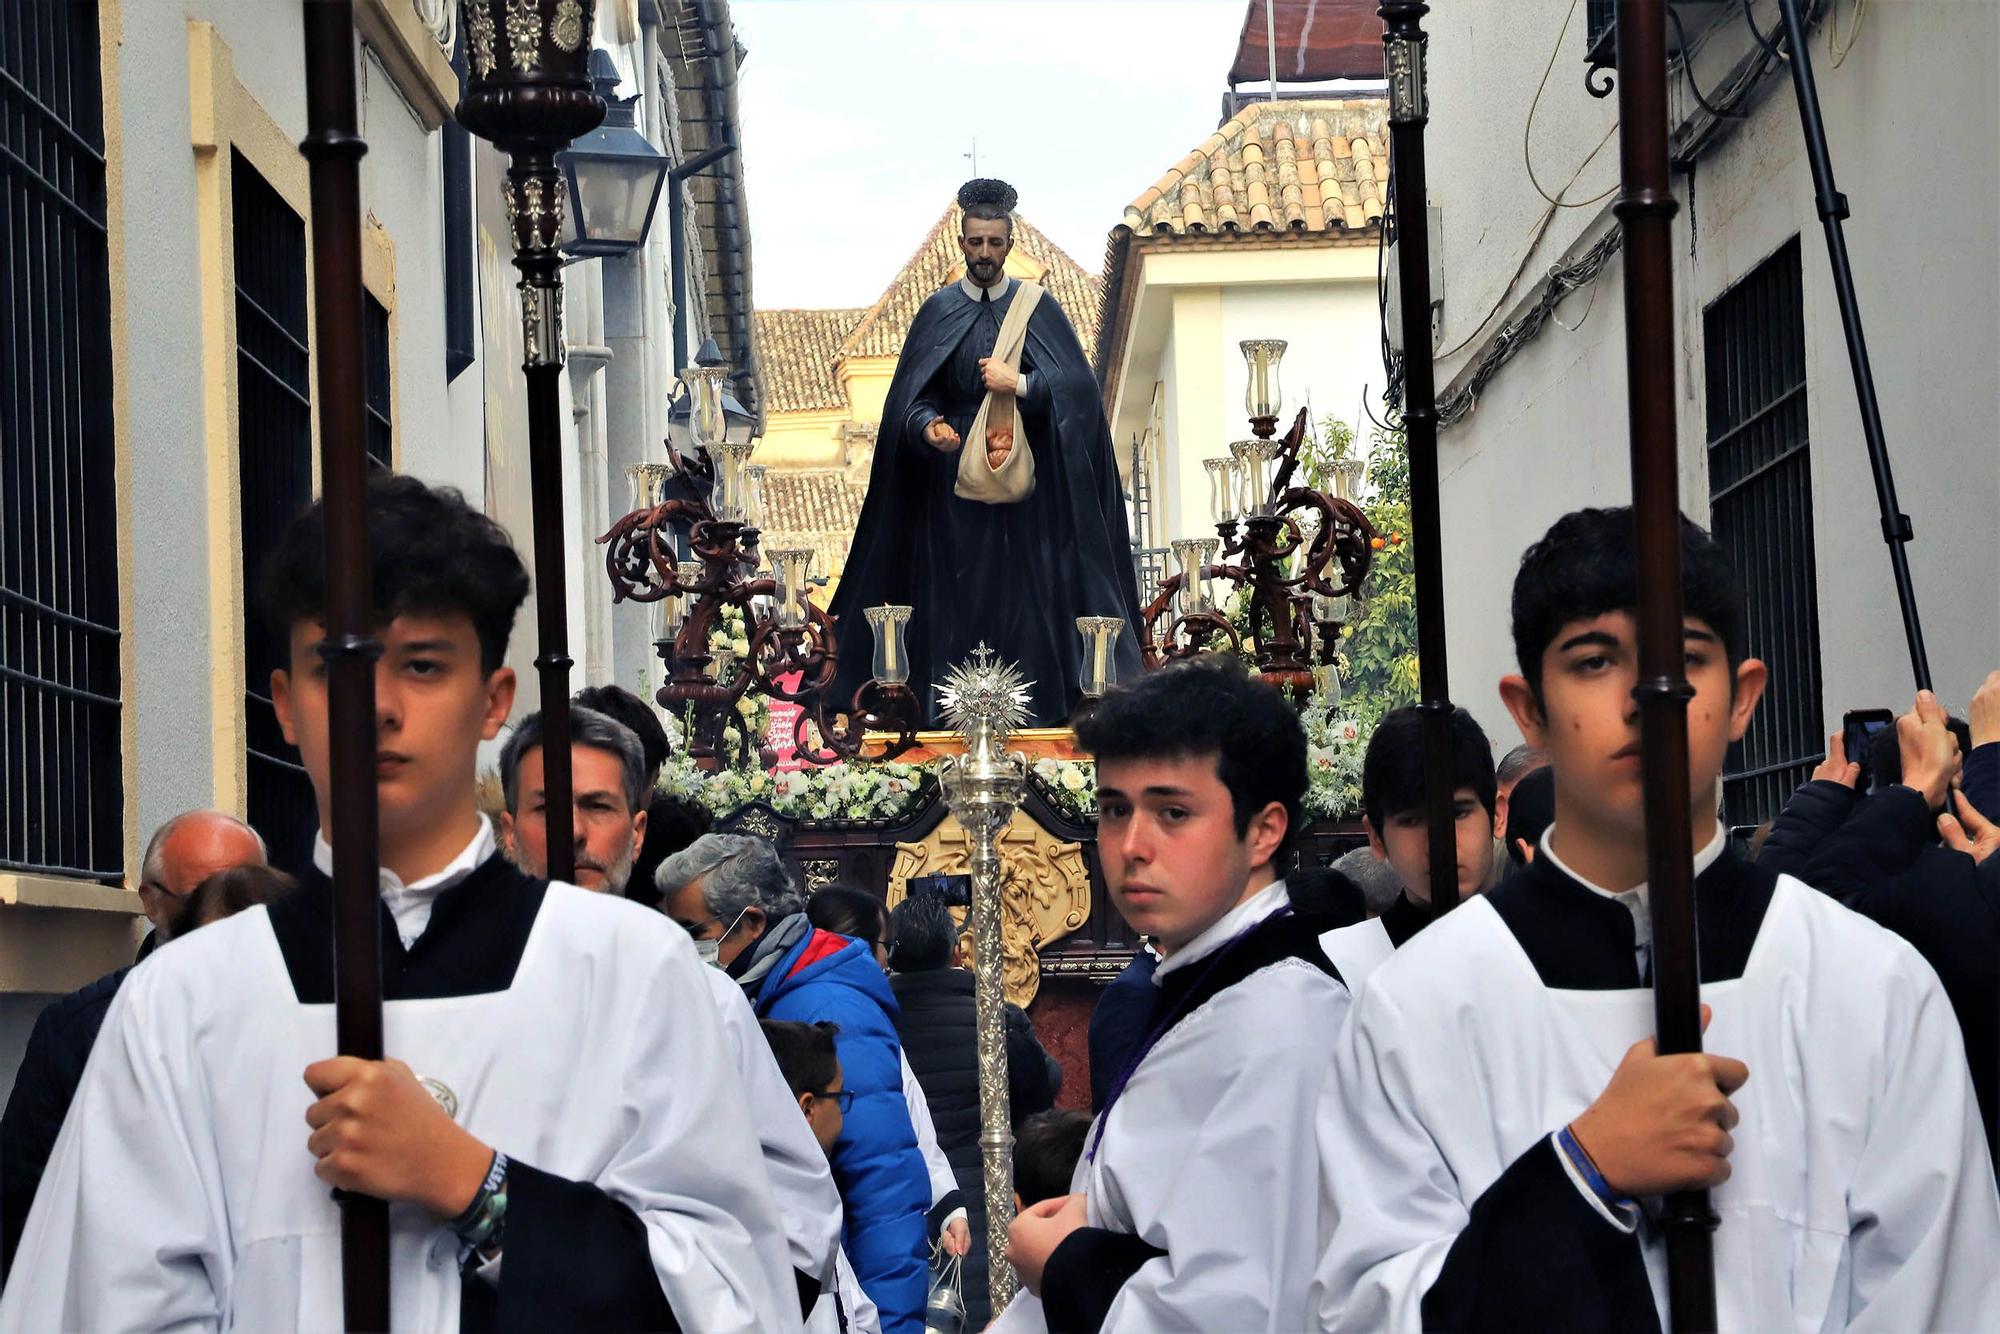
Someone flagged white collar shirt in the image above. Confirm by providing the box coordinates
[310,815,497,950]
[1537,824,1727,981]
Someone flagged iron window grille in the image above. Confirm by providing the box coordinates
[1705,236,1823,826]
[233,152,320,871]
[1,0,123,881]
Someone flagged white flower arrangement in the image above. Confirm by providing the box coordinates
[658,751,934,826]
[1030,756,1098,824]
[1299,689,1369,820]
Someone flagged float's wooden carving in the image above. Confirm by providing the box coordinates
[886,810,1090,1007]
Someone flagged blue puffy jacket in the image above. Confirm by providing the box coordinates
[754,925,930,1334]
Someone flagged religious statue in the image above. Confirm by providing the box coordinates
[831,179,1144,726]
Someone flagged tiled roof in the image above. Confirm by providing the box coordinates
[1122,99,1388,235]
[758,468,869,577]
[839,204,1103,362]
[754,308,866,413]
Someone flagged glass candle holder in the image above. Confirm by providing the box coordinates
[866,604,914,685]
[683,362,728,452]
[1240,339,1287,420]
[1329,455,1366,503]
[741,464,768,531]
[1204,457,1237,524]
[1075,616,1125,698]
[1171,538,1215,615]
[711,440,755,522]
[1230,440,1266,516]
[769,547,814,630]
[626,460,672,512]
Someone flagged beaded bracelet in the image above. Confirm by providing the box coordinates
[449,1150,509,1252]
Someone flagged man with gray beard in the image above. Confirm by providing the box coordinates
[496,709,845,1316]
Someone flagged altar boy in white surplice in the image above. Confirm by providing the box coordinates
[1314,507,2000,1332]
[996,659,1350,1333]
[0,475,798,1333]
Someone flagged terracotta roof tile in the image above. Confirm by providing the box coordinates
[837,203,1102,362]
[1121,98,1387,238]
[756,468,870,576]
[753,308,865,413]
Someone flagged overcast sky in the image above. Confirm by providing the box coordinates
[732,0,1255,310]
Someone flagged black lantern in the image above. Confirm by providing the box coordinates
[559,50,670,259]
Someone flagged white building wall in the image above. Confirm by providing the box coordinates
[1425,0,1999,746]
[1219,279,1385,458]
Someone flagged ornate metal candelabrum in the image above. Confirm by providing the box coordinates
[1139,357,1378,698]
[936,645,1032,1310]
[598,362,923,765]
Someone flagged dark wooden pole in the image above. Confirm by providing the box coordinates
[1615,3,1717,1328]
[456,1,610,885]
[1379,2,1457,915]
[299,2,389,1326]
[1772,0,1930,690]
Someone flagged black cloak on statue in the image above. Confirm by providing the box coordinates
[830,276,1144,726]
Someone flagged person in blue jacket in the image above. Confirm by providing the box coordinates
[752,915,931,1333]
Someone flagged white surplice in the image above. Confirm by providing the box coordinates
[1315,875,2000,1331]
[705,963,843,1286]
[996,881,1351,1332]
[1316,917,1395,993]
[0,880,801,1333]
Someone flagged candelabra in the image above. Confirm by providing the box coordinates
[1138,345,1378,698]
[599,360,924,766]
[936,645,1032,1310]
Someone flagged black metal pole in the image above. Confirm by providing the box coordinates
[1616,3,1717,1329]
[298,3,389,1326]
[1772,0,1930,690]
[1379,2,1457,916]
[667,141,736,382]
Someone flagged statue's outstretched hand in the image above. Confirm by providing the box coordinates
[923,417,962,452]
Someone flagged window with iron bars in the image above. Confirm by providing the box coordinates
[1,0,123,881]
[1704,236,1823,826]
[233,153,320,872]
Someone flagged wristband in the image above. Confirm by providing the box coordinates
[449,1150,509,1252]
[1557,1125,1639,1221]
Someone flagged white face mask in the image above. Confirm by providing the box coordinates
[692,906,750,970]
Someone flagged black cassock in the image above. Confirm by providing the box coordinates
[831,277,1143,725]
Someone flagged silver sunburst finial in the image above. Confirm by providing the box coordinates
[937,643,1034,738]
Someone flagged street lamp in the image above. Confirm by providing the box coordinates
[457,0,608,887]
[557,50,671,260]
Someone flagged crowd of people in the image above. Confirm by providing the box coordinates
[0,473,1995,1330]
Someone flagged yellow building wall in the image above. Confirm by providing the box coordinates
[755,407,850,468]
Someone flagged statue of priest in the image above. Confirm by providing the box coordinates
[831,179,1144,726]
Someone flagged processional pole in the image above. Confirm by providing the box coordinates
[298,3,389,1325]
[938,647,1033,1310]
[1379,2,1458,915]
[1771,0,1930,690]
[1615,2,1719,1328]
[456,0,610,882]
